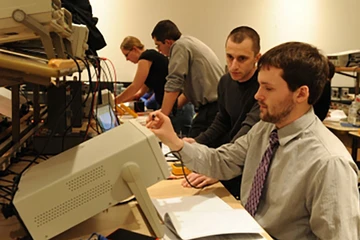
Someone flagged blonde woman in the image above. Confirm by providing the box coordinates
[115,36,168,108]
[116,36,194,136]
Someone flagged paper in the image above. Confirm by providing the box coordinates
[164,209,263,240]
[152,194,265,240]
[324,109,347,122]
[162,227,265,240]
[152,193,231,221]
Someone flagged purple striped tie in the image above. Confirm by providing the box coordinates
[245,129,279,217]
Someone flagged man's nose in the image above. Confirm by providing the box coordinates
[228,59,239,70]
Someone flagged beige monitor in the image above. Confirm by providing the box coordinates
[13,120,170,239]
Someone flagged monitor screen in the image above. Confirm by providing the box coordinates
[95,104,119,132]
[13,120,170,240]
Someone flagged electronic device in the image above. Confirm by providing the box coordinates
[13,120,170,239]
[171,162,191,176]
[95,104,119,132]
[69,23,89,59]
[327,50,360,67]
[0,0,72,44]
[84,89,115,117]
[46,83,72,133]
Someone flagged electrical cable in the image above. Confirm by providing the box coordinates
[165,150,202,189]
[0,179,13,184]
[61,54,85,151]
[84,57,100,140]
[87,232,108,240]
[0,194,11,201]
[115,196,136,205]
[2,55,87,211]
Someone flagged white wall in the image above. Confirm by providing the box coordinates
[90,0,360,87]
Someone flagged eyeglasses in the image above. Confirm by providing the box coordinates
[124,49,133,58]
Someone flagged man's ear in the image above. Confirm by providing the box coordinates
[165,39,174,46]
[295,85,309,103]
[254,53,261,67]
[255,53,262,62]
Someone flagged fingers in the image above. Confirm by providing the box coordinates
[181,173,218,188]
[146,116,162,129]
[146,110,163,129]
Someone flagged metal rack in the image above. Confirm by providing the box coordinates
[0,4,81,170]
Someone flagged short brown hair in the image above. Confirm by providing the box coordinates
[258,42,328,105]
[227,26,260,54]
[151,20,181,43]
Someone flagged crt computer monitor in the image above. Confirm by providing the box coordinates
[13,120,170,240]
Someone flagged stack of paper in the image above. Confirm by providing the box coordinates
[324,109,347,122]
[152,194,265,240]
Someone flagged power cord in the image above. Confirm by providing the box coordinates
[165,150,202,189]
[87,232,108,240]
[115,196,136,206]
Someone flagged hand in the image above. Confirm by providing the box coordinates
[115,96,121,104]
[181,172,218,188]
[183,137,196,144]
[146,111,184,151]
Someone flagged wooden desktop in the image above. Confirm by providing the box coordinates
[324,120,360,167]
[0,179,272,240]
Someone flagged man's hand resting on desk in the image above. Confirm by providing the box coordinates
[180,138,219,188]
[181,172,219,188]
[146,111,184,151]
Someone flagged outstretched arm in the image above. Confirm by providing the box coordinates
[160,91,180,115]
[134,85,150,100]
[177,93,189,109]
[147,111,247,180]
[115,60,151,104]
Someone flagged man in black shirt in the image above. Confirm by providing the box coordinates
[182,27,262,199]
[313,61,335,121]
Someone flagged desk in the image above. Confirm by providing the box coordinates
[324,121,360,166]
[0,179,272,240]
[323,121,358,147]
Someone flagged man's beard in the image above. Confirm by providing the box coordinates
[260,100,295,124]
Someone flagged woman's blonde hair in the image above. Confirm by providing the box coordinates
[120,36,144,51]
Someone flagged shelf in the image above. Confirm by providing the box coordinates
[336,67,360,73]
[335,67,360,95]
[331,98,352,104]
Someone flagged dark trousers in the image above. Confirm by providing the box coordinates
[221,175,242,200]
[188,102,218,138]
[170,103,195,137]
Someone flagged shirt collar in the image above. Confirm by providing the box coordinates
[169,35,183,57]
[277,107,316,146]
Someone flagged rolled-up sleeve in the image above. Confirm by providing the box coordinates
[165,45,189,92]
